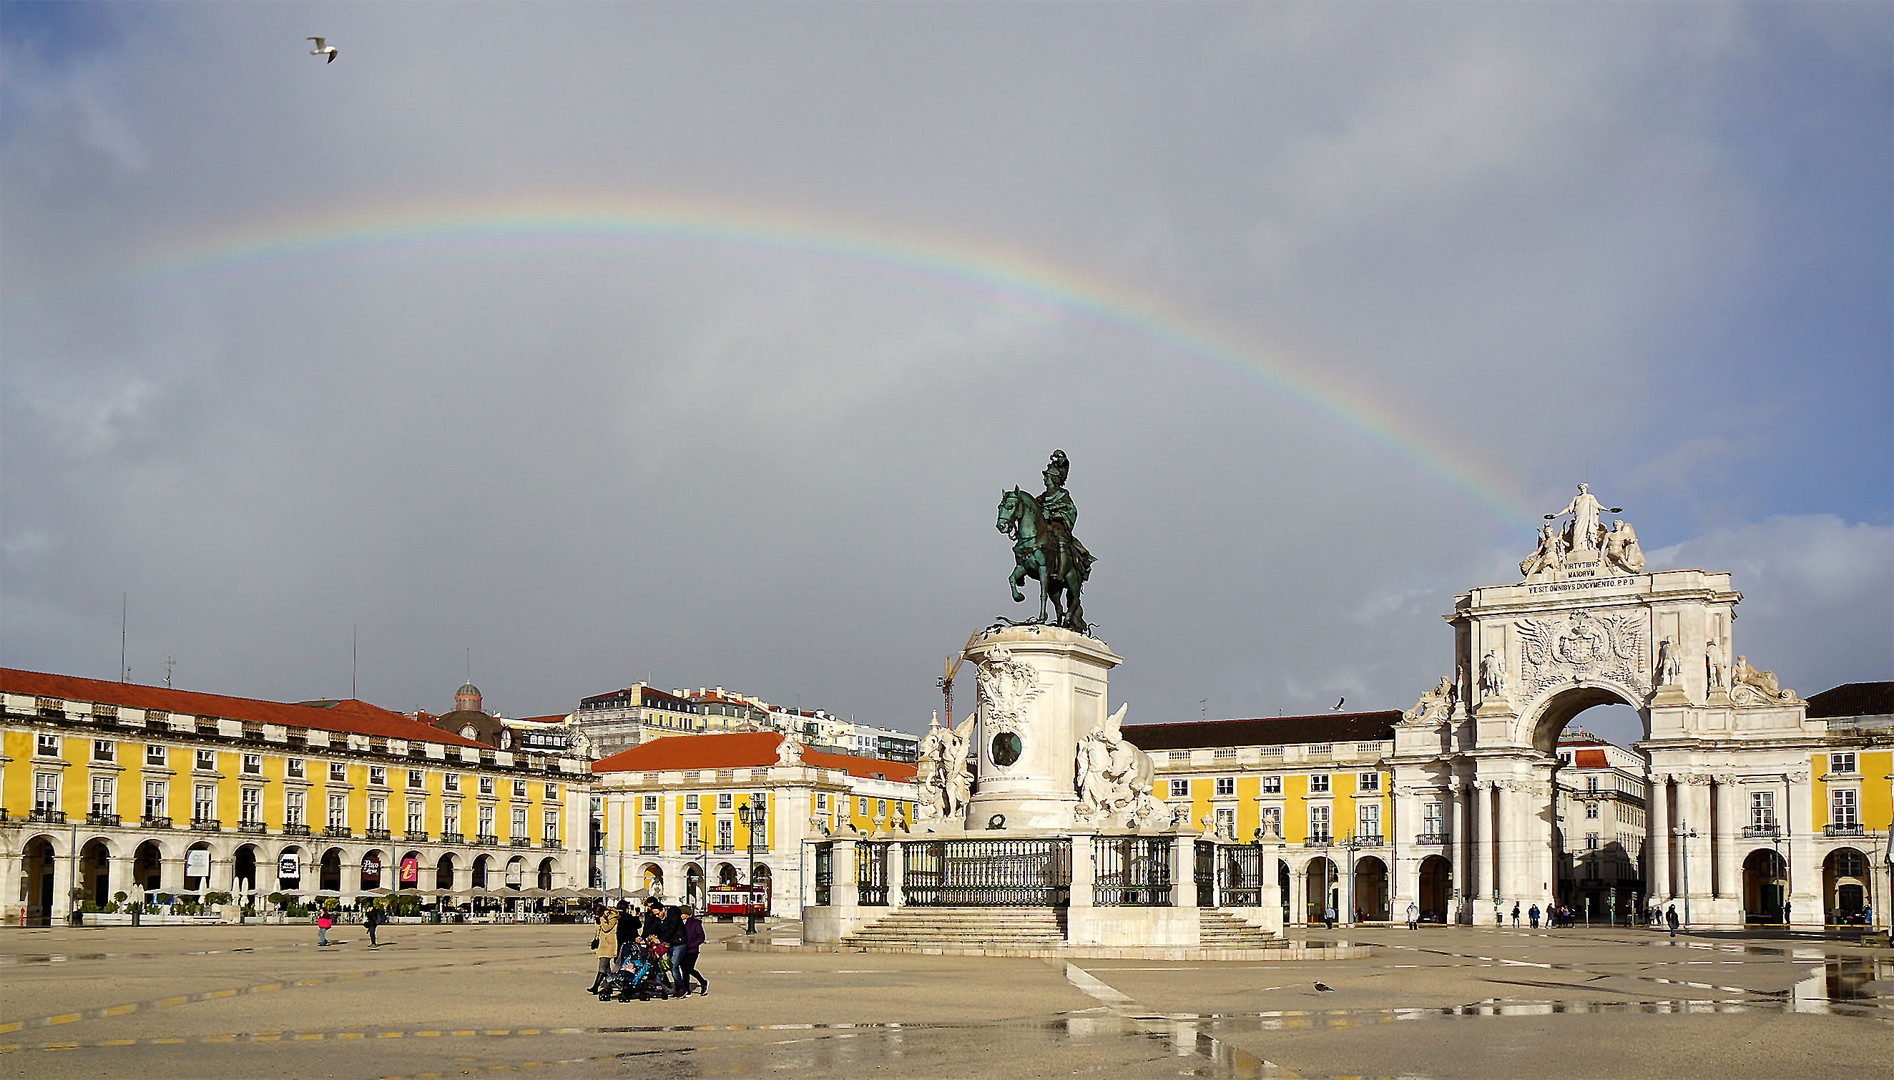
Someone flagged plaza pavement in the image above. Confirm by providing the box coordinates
[1,919,1888,1079]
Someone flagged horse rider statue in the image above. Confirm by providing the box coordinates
[997,449,1096,633]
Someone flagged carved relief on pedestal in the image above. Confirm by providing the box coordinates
[1727,655,1798,705]
[975,646,1043,733]
[1401,674,1459,726]
[1515,608,1650,701]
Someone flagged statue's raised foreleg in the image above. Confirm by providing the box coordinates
[1009,562,1027,603]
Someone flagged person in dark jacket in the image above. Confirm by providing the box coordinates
[640,898,665,941]
[365,904,383,947]
[677,906,709,995]
[660,904,687,993]
[614,899,638,964]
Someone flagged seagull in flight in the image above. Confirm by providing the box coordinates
[308,37,338,63]
[1332,696,1345,711]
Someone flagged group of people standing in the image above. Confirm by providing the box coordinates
[589,897,708,998]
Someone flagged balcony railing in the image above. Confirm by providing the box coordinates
[713,845,737,854]
[1824,823,1867,838]
[143,814,172,829]
[29,808,66,824]
[1742,825,1781,839]
[1304,835,1332,847]
[282,823,311,837]
[237,821,267,834]
[87,811,121,827]
[679,843,702,854]
[324,825,353,838]
[1415,832,1451,845]
[509,837,531,847]
[639,845,661,854]
[475,833,499,846]
[542,839,563,850]
[405,831,430,843]
[1352,833,1385,847]
[191,817,221,832]
[365,828,391,842]
[439,831,463,844]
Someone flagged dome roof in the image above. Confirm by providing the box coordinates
[457,682,481,698]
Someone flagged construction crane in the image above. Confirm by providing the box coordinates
[937,631,981,727]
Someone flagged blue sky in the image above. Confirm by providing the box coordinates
[2,3,1888,747]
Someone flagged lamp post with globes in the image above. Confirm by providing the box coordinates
[739,799,765,934]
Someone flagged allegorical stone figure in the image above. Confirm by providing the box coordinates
[1479,650,1507,698]
[1604,520,1646,574]
[1656,639,1683,686]
[1705,639,1729,690]
[1546,483,1622,555]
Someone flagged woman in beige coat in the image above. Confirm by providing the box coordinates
[588,904,619,995]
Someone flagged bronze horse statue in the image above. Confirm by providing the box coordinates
[997,486,1089,633]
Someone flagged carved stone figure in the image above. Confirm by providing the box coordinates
[1073,706,1166,825]
[996,450,1094,633]
[914,711,975,823]
[775,733,805,766]
[569,730,593,760]
[1520,521,1568,579]
[1546,483,1622,554]
[1730,655,1795,704]
[1478,650,1507,698]
[1402,676,1456,726]
[1705,640,1728,690]
[1603,520,1646,574]
[1655,639,1682,686]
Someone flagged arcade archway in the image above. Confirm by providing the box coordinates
[80,839,113,906]
[21,836,57,925]
[1743,849,1786,924]
[1353,856,1389,922]
[1417,854,1452,921]
[1824,848,1869,924]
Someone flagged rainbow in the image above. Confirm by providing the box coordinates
[43,194,1538,528]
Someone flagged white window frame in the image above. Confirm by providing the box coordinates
[93,739,114,762]
[145,744,167,767]
[242,753,262,775]
[34,771,60,813]
[195,749,216,771]
[91,775,114,816]
[1357,772,1380,792]
[240,786,262,825]
[1214,777,1235,797]
[286,758,306,779]
[1261,775,1283,795]
[36,732,60,757]
[144,780,168,819]
[285,790,305,827]
[1309,774,1332,794]
[1169,778,1190,797]
[327,794,347,829]
[329,762,348,782]
[1309,804,1331,841]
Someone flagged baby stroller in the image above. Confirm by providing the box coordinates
[600,939,673,1001]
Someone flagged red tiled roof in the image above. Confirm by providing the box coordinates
[2,668,486,748]
[592,731,915,782]
[1572,748,1610,769]
[509,714,570,726]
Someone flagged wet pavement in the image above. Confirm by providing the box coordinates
[1,922,1888,1078]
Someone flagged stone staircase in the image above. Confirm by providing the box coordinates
[840,906,1067,949]
[1198,910,1282,948]
[838,906,1283,952]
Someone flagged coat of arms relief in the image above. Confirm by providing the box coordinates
[1514,609,1650,701]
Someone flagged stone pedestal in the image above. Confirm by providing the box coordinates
[962,626,1121,833]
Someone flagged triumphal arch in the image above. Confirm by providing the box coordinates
[1389,485,1827,927]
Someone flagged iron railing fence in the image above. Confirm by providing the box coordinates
[1217,843,1269,907]
[1092,836,1172,906]
[813,842,833,907]
[857,841,891,906]
[903,838,1071,906]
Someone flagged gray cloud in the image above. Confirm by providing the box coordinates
[3,4,1888,737]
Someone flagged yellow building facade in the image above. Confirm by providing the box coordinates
[1125,712,1397,926]
[3,669,591,924]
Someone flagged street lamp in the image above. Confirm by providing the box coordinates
[738,799,765,934]
[1673,822,1698,929]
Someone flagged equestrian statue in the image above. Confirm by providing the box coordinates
[996,449,1095,634]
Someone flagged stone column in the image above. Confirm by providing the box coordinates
[1648,775,1671,901]
[1478,780,1501,919]
[1387,788,1406,914]
[886,840,907,912]
[1172,835,1198,913]
[1784,770,1817,928]
[1711,776,1737,901]
[1261,849,1284,936]
[1538,775,1558,906]
[1068,833,1095,914]
[1685,777,1715,915]
[1288,859,1306,926]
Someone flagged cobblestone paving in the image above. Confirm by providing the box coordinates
[2,921,1889,1078]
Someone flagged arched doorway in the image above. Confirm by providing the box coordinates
[1743,848,1787,924]
[1278,861,1291,924]
[751,864,772,911]
[319,848,344,892]
[360,850,386,891]
[471,854,491,889]
[684,863,705,908]
[183,841,213,893]
[397,851,423,891]
[134,840,164,892]
[435,853,456,891]
[1304,857,1338,924]
[232,845,260,895]
[1825,848,1870,924]
[1418,854,1452,922]
[80,839,113,906]
[1353,856,1390,921]
[276,847,305,892]
[22,836,58,925]
[641,864,664,898]
[503,856,526,891]
[536,858,555,891]
[717,863,740,887]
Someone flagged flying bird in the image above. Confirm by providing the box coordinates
[1332,697,1345,711]
[308,37,338,63]
[1314,981,1336,992]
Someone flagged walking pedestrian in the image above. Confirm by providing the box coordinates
[365,904,382,947]
[676,905,709,996]
[1666,904,1680,938]
[1323,904,1337,930]
[1511,901,1521,927]
[614,899,638,966]
[1782,900,1792,928]
[1406,902,1418,930]
[316,907,333,947]
[1528,904,1540,929]
[589,903,618,995]
[661,902,687,994]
